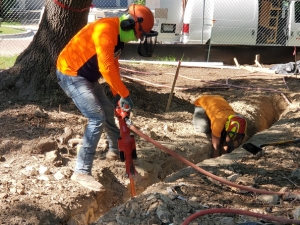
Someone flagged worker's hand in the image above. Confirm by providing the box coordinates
[211,134,221,158]
[120,96,134,112]
[111,94,121,107]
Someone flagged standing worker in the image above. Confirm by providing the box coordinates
[56,4,158,191]
[193,95,247,158]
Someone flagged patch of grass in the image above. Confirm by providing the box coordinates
[155,55,177,61]
[2,22,22,26]
[154,54,191,62]
[0,26,25,34]
[0,55,17,69]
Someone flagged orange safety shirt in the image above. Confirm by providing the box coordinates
[194,95,235,137]
[56,17,129,98]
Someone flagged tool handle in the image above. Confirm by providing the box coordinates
[260,138,300,147]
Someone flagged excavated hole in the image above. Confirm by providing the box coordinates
[67,94,288,225]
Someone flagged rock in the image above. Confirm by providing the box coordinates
[146,216,161,225]
[0,193,8,198]
[34,108,49,118]
[164,125,173,132]
[61,168,73,178]
[227,174,239,182]
[279,187,289,193]
[146,194,157,201]
[58,127,73,144]
[291,169,300,179]
[159,193,174,206]
[39,165,50,175]
[156,201,173,223]
[45,150,63,166]
[37,175,50,181]
[54,171,65,180]
[34,138,58,154]
[187,200,200,209]
[218,217,235,225]
[257,194,279,205]
[236,177,255,186]
[146,202,159,215]
[17,188,25,195]
[20,166,38,176]
[3,163,11,168]
[45,150,58,162]
[10,187,16,193]
[116,215,134,224]
[150,130,159,140]
[293,206,300,220]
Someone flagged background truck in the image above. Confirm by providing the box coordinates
[178,0,300,46]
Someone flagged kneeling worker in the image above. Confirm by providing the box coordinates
[193,95,247,158]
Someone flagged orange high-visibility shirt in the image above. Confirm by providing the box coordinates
[56,17,129,98]
[194,95,235,137]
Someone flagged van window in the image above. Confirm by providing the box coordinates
[295,1,300,23]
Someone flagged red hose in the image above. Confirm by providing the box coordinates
[182,208,300,225]
[129,124,299,195]
[129,124,300,223]
[122,66,299,223]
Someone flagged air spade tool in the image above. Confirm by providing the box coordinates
[115,102,137,197]
[242,138,300,155]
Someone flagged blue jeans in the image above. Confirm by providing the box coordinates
[56,70,119,175]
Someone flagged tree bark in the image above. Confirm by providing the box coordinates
[0,0,92,102]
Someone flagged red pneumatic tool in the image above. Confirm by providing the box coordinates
[115,102,137,197]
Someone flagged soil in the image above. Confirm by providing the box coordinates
[1,62,300,225]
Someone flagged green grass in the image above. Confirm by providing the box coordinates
[154,54,190,62]
[2,22,22,26]
[0,26,25,34]
[0,56,17,69]
[155,55,177,61]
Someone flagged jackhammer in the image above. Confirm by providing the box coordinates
[115,102,137,197]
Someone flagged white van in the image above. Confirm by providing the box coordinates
[182,0,214,44]
[146,0,183,43]
[182,0,300,47]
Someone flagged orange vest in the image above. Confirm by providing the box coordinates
[56,18,129,98]
[194,95,235,137]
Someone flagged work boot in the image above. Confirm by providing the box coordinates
[106,151,120,161]
[71,172,104,192]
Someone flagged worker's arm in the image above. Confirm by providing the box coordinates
[93,24,129,98]
[211,133,221,158]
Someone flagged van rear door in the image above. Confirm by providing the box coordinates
[182,0,214,44]
[211,0,258,45]
[146,0,183,43]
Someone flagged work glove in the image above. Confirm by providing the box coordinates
[111,94,121,107]
[120,96,134,112]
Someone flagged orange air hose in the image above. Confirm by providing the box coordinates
[182,208,300,225]
[128,124,300,224]
[129,124,298,195]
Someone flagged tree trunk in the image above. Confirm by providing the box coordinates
[0,1,2,18]
[0,0,92,102]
